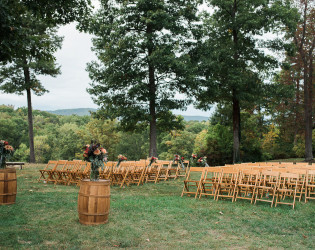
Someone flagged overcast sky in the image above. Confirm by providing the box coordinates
[0,22,211,117]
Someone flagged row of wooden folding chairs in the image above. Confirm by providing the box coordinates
[102,160,189,187]
[38,159,190,188]
[38,160,91,186]
[182,165,315,209]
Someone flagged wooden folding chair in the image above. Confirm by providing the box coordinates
[67,161,83,186]
[99,161,116,180]
[181,167,205,198]
[38,161,58,183]
[130,161,147,186]
[305,170,315,203]
[254,171,279,207]
[55,160,76,185]
[234,170,260,203]
[155,161,171,182]
[215,169,239,201]
[199,167,222,199]
[136,160,149,186]
[275,172,299,209]
[289,169,307,202]
[167,161,179,180]
[120,162,141,187]
[111,161,131,186]
[177,160,189,178]
[52,160,68,185]
[144,162,161,184]
[75,162,90,186]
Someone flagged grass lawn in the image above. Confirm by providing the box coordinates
[0,164,314,249]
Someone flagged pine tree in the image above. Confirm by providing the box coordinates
[191,0,298,163]
[81,0,200,157]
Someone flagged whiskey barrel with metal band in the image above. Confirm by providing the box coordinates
[78,179,110,225]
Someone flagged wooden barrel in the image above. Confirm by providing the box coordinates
[0,168,17,205]
[78,179,110,225]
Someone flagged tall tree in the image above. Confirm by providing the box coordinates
[191,0,298,163]
[292,0,314,161]
[0,13,63,163]
[81,0,200,157]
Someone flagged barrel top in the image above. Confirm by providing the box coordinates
[0,168,16,173]
[81,179,110,185]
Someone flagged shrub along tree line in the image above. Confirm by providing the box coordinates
[1,105,314,165]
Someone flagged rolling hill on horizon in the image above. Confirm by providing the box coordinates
[46,108,209,121]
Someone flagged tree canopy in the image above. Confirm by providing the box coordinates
[189,0,299,162]
[81,0,201,156]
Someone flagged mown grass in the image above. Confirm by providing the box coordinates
[0,164,314,249]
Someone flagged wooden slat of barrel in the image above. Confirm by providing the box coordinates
[78,179,110,225]
[0,168,17,205]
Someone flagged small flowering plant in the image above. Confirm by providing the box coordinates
[0,140,14,169]
[83,141,107,181]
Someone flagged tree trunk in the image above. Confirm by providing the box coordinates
[149,63,157,157]
[232,0,240,163]
[147,24,158,157]
[294,0,314,162]
[304,60,313,162]
[23,62,36,163]
[233,89,241,163]
[293,71,301,146]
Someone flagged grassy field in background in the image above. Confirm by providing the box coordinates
[0,164,314,249]
[269,158,306,163]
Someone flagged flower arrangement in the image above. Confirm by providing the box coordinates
[83,141,107,181]
[0,140,14,169]
[116,154,127,168]
[148,156,158,167]
[190,154,208,167]
[173,154,185,169]
[197,156,209,167]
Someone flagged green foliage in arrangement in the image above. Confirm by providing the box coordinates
[83,142,108,181]
[0,140,14,168]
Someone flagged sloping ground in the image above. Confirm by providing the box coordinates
[0,164,314,249]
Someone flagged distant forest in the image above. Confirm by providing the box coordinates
[1,105,314,165]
